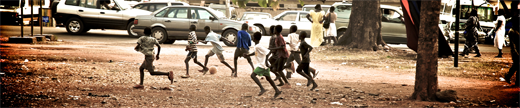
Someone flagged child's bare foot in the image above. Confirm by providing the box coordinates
[276,83,284,86]
[168,71,174,84]
[310,84,318,91]
[313,71,319,78]
[258,89,266,96]
[281,84,292,89]
[306,80,312,87]
[181,74,190,78]
[133,85,144,89]
[273,91,282,99]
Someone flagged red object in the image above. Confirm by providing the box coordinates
[134,19,138,25]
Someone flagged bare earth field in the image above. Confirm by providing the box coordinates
[1,38,519,107]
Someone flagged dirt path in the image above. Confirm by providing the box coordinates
[1,41,518,107]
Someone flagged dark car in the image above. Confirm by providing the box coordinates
[0,4,20,25]
[132,2,188,12]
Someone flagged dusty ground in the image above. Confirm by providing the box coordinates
[1,39,519,107]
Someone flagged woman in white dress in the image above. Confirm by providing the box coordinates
[324,6,338,44]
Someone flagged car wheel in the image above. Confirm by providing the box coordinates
[164,39,176,44]
[127,21,139,37]
[337,28,346,37]
[151,27,168,43]
[66,17,84,34]
[256,25,266,35]
[223,29,238,46]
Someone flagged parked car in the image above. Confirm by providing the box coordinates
[132,1,188,12]
[132,6,258,46]
[331,2,408,44]
[53,0,152,36]
[208,3,237,20]
[238,12,273,35]
[0,4,20,25]
[271,11,312,36]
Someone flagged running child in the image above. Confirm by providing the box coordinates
[183,25,208,78]
[200,26,234,74]
[133,27,174,89]
[233,23,254,77]
[247,32,282,98]
[295,31,318,90]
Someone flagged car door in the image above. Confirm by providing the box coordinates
[163,7,190,38]
[190,7,219,39]
[98,0,124,29]
[78,0,100,27]
[297,12,312,36]
[275,12,298,36]
[380,8,407,44]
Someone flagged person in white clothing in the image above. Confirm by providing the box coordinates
[494,9,506,58]
[324,6,338,44]
[284,25,318,79]
[246,32,282,98]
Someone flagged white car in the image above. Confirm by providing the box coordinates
[53,0,152,36]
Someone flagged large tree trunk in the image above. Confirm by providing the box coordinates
[411,0,441,101]
[335,0,385,51]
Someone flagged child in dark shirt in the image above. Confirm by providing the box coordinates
[266,25,291,88]
[295,31,318,90]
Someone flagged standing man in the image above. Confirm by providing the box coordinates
[134,27,174,89]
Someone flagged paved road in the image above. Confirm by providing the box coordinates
[1,25,510,53]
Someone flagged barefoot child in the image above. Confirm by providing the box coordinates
[183,25,208,78]
[267,25,291,88]
[200,26,234,74]
[285,25,318,79]
[233,23,254,77]
[295,31,318,90]
[247,32,282,98]
[133,27,174,89]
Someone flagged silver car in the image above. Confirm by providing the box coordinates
[332,2,408,44]
[132,6,257,46]
[54,0,152,36]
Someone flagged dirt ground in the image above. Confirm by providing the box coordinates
[1,39,519,107]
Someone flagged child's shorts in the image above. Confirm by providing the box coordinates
[187,51,197,58]
[253,67,270,77]
[207,50,225,61]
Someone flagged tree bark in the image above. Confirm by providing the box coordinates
[411,0,441,101]
[335,0,385,51]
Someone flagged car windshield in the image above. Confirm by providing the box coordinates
[115,0,132,10]
[334,5,352,19]
[240,13,271,21]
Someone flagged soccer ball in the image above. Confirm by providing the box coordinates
[209,66,218,74]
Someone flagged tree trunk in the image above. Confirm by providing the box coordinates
[411,0,441,101]
[335,0,385,51]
